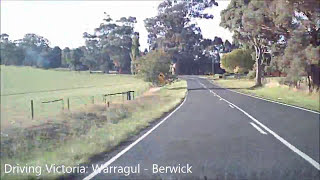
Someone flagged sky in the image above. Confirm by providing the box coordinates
[1,1,232,51]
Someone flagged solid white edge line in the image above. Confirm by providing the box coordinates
[234,102,320,170]
[199,80,320,171]
[83,91,188,180]
[212,80,320,115]
[250,122,267,135]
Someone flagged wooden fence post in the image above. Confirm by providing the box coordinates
[103,96,106,109]
[127,91,130,100]
[67,98,70,110]
[31,100,34,119]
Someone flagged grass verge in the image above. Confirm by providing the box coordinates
[207,77,319,112]
[1,79,187,179]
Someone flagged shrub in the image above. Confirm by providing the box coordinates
[247,70,256,79]
[221,49,254,74]
[136,49,171,85]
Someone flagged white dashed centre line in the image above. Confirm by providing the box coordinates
[197,79,320,170]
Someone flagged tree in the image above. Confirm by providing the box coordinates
[223,40,232,53]
[0,34,24,65]
[220,0,282,86]
[221,49,254,74]
[48,46,62,68]
[61,47,71,68]
[81,34,113,72]
[221,0,320,87]
[91,14,138,73]
[271,0,320,88]
[81,35,99,71]
[130,32,140,74]
[144,0,218,75]
[17,33,50,66]
[68,48,84,70]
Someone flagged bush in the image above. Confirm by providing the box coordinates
[247,70,256,79]
[136,50,171,85]
[221,49,254,73]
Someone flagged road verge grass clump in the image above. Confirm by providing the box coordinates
[1,79,187,179]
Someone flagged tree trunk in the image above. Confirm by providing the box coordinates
[255,45,262,87]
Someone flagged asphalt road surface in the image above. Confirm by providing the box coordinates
[79,76,319,180]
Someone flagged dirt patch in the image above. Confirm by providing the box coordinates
[143,87,161,96]
[265,81,280,88]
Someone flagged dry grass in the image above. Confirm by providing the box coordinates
[207,76,319,112]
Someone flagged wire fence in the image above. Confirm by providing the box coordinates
[0,85,150,126]
[29,91,137,119]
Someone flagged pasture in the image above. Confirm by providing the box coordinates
[0,65,150,131]
[0,65,187,179]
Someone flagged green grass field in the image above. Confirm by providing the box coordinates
[208,77,319,112]
[0,65,187,179]
[1,65,150,130]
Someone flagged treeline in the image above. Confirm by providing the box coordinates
[0,15,142,73]
[220,0,320,88]
[2,0,317,88]
[0,34,62,69]
[136,0,232,83]
[137,0,319,89]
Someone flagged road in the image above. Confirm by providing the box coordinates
[79,76,319,180]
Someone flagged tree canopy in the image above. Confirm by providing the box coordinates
[143,0,223,75]
[83,14,138,73]
[220,0,320,87]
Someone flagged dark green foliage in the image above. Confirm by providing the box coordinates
[19,34,50,67]
[61,47,71,68]
[130,33,140,74]
[48,46,62,68]
[83,14,138,74]
[144,0,221,75]
[137,50,171,85]
[220,0,320,88]
[1,34,61,69]
[0,34,24,65]
[68,48,84,70]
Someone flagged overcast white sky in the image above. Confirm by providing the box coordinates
[1,1,232,50]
